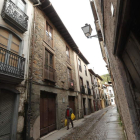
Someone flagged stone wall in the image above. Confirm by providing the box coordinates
[29,8,78,140]
[103,0,139,139]
[93,0,140,139]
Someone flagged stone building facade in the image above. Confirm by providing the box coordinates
[74,52,96,118]
[90,0,140,139]
[96,75,103,109]
[88,69,99,111]
[28,0,91,139]
[0,0,34,139]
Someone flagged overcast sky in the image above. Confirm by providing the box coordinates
[50,0,108,76]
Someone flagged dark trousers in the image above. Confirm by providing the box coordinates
[67,117,73,129]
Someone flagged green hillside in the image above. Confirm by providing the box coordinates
[101,74,111,84]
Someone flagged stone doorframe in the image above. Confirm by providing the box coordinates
[0,86,20,140]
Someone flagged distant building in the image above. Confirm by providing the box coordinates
[103,83,115,105]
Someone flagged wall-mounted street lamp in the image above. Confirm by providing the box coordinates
[81,24,99,39]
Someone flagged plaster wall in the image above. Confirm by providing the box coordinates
[0,0,34,139]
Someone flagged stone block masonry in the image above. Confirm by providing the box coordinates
[29,8,78,140]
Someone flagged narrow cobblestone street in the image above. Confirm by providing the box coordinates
[41,105,126,140]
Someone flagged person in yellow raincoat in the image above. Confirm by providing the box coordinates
[65,105,74,130]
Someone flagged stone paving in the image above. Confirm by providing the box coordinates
[41,105,126,140]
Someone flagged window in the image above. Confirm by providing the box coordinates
[66,46,70,63]
[0,28,21,54]
[87,81,89,88]
[67,67,74,89]
[0,28,21,66]
[111,3,114,17]
[78,59,82,72]
[84,65,87,76]
[45,22,53,47]
[80,77,83,87]
[44,49,55,81]
[67,68,72,80]
[11,0,26,12]
[111,99,113,102]
[45,49,53,68]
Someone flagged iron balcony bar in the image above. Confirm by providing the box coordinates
[1,0,28,33]
[88,88,91,95]
[0,46,25,79]
[80,85,85,94]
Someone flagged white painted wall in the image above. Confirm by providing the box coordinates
[74,52,94,95]
[103,84,115,105]
[0,0,34,135]
[0,0,34,83]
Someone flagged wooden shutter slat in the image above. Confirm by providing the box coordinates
[122,51,140,91]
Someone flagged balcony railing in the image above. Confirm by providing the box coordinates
[80,85,85,94]
[68,78,74,90]
[1,0,28,33]
[88,88,91,95]
[44,65,56,82]
[0,46,25,80]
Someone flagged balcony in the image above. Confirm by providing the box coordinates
[0,47,25,83]
[1,0,28,33]
[88,88,91,95]
[80,85,85,94]
[68,78,74,90]
[44,65,56,82]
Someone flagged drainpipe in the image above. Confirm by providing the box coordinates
[26,5,37,140]
[76,52,83,118]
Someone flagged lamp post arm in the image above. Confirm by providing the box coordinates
[90,35,98,38]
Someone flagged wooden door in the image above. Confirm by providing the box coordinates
[93,100,96,111]
[83,98,86,115]
[68,96,75,115]
[88,99,91,114]
[122,34,140,91]
[0,89,15,140]
[40,92,56,137]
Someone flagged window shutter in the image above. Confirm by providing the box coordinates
[44,49,56,82]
